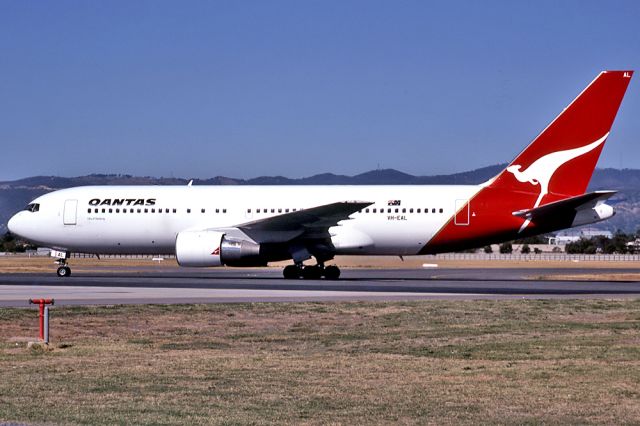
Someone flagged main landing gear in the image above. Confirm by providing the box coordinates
[283,263,341,280]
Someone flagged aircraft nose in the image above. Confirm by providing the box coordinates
[7,213,24,237]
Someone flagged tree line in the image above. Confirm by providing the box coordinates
[563,232,638,254]
[1,232,37,252]
[479,232,640,255]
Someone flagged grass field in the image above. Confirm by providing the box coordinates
[2,300,640,424]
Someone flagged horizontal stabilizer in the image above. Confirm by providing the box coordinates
[512,191,616,227]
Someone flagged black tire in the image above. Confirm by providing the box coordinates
[57,266,71,277]
[324,265,341,280]
[302,265,322,280]
[283,265,300,279]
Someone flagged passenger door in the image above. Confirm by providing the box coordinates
[63,199,78,225]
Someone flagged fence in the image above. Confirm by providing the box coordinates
[433,253,640,262]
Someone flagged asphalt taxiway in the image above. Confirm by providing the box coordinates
[1,267,640,306]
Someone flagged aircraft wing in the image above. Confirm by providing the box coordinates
[225,201,373,244]
[512,191,616,224]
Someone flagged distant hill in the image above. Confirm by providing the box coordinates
[2,166,639,233]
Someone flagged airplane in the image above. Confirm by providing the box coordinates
[7,70,634,279]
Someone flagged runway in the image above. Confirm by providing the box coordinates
[2,267,640,306]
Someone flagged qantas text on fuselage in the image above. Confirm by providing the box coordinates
[88,198,156,206]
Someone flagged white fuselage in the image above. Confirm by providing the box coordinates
[8,185,480,256]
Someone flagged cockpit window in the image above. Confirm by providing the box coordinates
[24,203,40,212]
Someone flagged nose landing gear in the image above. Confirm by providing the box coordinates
[56,265,71,277]
[283,263,341,280]
[54,253,71,277]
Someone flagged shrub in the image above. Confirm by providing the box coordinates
[499,242,513,254]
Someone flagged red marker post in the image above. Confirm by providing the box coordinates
[29,299,54,343]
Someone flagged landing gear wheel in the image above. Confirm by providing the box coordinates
[324,265,340,280]
[56,266,71,277]
[283,265,301,279]
[302,265,323,280]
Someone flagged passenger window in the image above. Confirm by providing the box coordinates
[109,209,113,213]
[285,208,290,213]
[223,209,227,213]
[137,209,141,213]
[432,208,436,213]
[402,208,406,213]
[102,209,106,213]
[172,209,176,213]
[387,208,391,213]
[144,209,148,213]
[417,208,421,213]
[373,208,377,213]
[365,208,369,213]
[395,208,399,213]
[409,208,414,213]
[187,209,191,213]
[201,209,206,213]
[271,209,275,213]
[439,208,443,213]
[87,209,91,213]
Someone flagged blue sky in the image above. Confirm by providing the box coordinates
[1,1,639,181]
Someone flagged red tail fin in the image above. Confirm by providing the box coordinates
[422,71,633,254]
[489,70,633,205]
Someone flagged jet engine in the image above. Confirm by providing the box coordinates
[572,202,615,227]
[175,230,261,267]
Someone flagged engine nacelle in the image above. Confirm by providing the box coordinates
[176,230,225,267]
[175,231,261,267]
[572,202,615,227]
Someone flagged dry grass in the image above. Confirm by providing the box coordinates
[2,255,640,274]
[539,273,640,281]
[0,256,178,273]
[329,256,640,270]
[2,300,640,424]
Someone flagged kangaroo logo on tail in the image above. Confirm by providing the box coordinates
[507,132,608,231]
